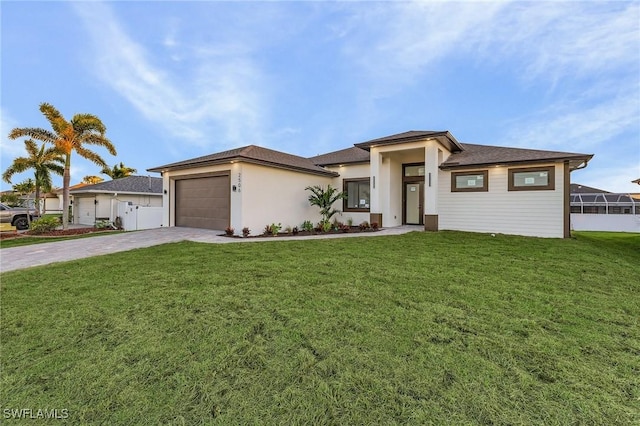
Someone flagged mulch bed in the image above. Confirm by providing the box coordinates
[222,227,381,239]
[0,228,117,240]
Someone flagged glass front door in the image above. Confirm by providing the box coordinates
[404,182,423,225]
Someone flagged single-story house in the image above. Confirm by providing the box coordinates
[70,176,163,226]
[148,130,593,238]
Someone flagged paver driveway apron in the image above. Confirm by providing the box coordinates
[0,226,418,273]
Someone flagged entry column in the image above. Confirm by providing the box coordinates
[424,141,440,231]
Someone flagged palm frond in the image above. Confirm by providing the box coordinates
[74,145,108,167]
[39,103,69,135]
[8,127,57,144]
[81,133,117,155]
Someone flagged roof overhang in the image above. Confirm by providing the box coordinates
[70,190,162,196]
[439,155,594,171]
[148,156,339,177]
[354,131,464,153]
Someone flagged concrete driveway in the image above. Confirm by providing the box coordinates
[1,226,419,273]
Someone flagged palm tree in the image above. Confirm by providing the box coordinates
[305,184,346,224]
[8,103,116,229]
[101,162,137,179]
[2,140,64,215]
[82,175,104,184]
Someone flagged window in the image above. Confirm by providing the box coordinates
[508,166,555,191]
[344,178,370,212]
[451,170,488,192]
[404,165,425,177]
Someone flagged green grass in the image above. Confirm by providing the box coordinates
[2,231,639,424]
[0,230,123,249]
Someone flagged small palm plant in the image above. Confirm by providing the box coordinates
[305,184,346,227]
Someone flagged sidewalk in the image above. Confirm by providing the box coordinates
[0,226,421,273]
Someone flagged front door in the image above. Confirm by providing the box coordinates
[404,182,423,225]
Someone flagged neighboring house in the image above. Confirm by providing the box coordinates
[149,130,594,238]
[70,176,162,226]
[570,183,639,233]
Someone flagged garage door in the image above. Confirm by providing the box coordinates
[175,175,230,230]
[76,197,96,226]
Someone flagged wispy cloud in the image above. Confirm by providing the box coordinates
[339,1,639,156]
[71,2,269,150]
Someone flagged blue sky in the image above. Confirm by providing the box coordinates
[1,1,639,193]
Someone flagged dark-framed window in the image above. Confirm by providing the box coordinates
[343,178,370,212]
[508,166,555,191]
[451,170,488,192]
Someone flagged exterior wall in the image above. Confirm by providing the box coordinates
[571,214,640,233]
[326,163,370,225]
[438,162,565,238]
[240,163,332,233]
[73,193,162,225]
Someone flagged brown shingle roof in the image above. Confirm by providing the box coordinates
[309,147,370,166]
[355,130,463,152]
[440,143,593,170]
[148,145,338,177]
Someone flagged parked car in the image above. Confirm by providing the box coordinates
[0,202,37,230]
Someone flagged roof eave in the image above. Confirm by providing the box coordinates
[439,155,594,171]
[70,190,162,196]
[148,156,338,177]
[354,131,464,153]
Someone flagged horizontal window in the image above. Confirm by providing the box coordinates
[344,178,370,212]
[404,165,425,177]
[508,166,555,191]
[451,170,488,192]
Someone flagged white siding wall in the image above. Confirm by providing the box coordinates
[240,164,332,233]
[326,163,370,225]
[439,163,565,238]
[74,193,162,225]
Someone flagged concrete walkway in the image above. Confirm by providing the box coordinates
[0,226,421,273]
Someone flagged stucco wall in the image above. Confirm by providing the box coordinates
[240,163,332,233]
[438,163,565,238]
[326,163,371,225]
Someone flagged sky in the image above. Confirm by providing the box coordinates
[1,1,639,193]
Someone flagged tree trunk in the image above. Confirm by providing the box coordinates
[35,185,41,216]
[62,156,71,230]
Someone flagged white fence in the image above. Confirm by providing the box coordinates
[117,202,164,231]
[571,214,640,233]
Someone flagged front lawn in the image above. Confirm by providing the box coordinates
[1,232,638,424]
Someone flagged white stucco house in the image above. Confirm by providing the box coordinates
[70,176,163,226]
[148,130,593,238]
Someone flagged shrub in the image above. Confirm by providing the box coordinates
[242,227,251,238]
[270,223,282,235]
[225,227,235,236]
[359,221,370,231]
[95,219,112,229]
[301,220,314,232]
[284,225,292,234]
[264,223,282,236]
[346,217,354,227]
[292,226,299,235]
[321,220,332,233]
[29,216,59,234]
[340,224,351,233]
[371,222,379,230]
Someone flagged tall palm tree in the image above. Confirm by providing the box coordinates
[101,162,137,179]
[8,103,116,229]
[2,140,64,215]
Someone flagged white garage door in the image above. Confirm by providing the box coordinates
[76,197,96,226]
